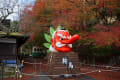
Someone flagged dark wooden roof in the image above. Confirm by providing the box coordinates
[0,31,29,48]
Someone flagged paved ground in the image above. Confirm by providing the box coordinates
[29,72,96,80]
[3,58,120,80]
[29,72,51,80]
[80,75,96,80]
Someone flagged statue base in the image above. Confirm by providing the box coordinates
[47,52,81,79]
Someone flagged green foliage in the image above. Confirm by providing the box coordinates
[10,21,19,32]
[47,49,50,53]
[50,27,55,36]
[33,31,46,46]
[23,41,35,49]
[43,43,50,48]
[57,25,62,30]
[89,45,113,56]
[43,26,61,49]
[44,33,51,43]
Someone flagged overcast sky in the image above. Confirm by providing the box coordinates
[7,0,36,21]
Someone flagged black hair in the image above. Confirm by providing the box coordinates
[61,27,66,30]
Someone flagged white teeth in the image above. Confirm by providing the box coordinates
[56,42,72,48]
[56,42,66,47]
[68,44,72,48]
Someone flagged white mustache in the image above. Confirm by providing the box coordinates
[56,42,72,48]
[68,44,72,48]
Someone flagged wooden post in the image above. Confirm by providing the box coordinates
[1,62,4,80]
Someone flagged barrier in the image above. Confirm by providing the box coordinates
[23,61,120,69]
[0,60,24,80]
[20,61,120,78]
[21,68,120,77]
[1,60,119,79]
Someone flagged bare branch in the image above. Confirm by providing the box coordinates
[0,0,18,21]
[0,0,18,31]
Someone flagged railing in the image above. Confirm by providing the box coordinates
[0,60,23,80]
[1,60,120,79]
[21,61,120,78]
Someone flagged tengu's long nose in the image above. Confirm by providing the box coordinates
[61,34,79,44]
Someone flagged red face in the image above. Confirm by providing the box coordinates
[49,30,79,52]
[54,30,71,52]
[50,30,79,52]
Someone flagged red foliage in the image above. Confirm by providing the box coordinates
[20,0,120,46]
[20,0,50,43]
[85,22,120,47]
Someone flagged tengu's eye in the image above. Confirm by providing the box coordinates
[60,38,64,40]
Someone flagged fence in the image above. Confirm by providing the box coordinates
[1,60,120,80]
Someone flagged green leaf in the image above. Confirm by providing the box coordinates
[50,27,55,36]
[43,43,51,48]
[57,25,61,30]
[47,49,50,53]
[44,33,51,42]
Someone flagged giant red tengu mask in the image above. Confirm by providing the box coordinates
[49,28,79,52]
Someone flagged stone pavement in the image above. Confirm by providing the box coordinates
[29,72,51,80]
[80,74,96,80]
[29,72,96,80]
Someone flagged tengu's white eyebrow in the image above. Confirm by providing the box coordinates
[57,34,64,38]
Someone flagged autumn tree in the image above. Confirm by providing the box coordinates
[51,0,98,32]
[90,0,120,25]
[20,0,120,55]
[73,0,120,55]
[20,0,53,47]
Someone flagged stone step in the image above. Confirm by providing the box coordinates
[52,52,78,57]
[52,58,79,62]
[47,52,81,76]
[53,54,79,58]
[53,66,80,69]
[52,68,80,75]
[53,56,79,59]
[53,63,80,67]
